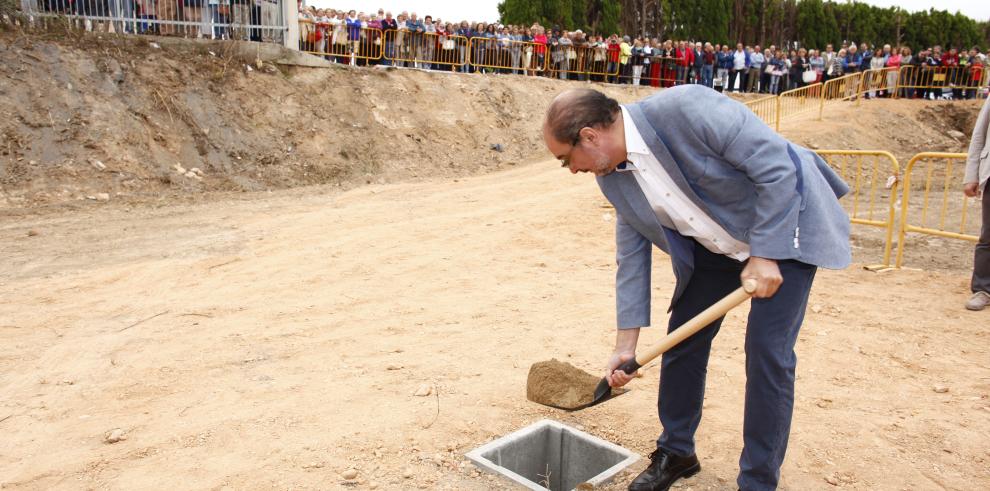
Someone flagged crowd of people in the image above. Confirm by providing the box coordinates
[297,5,990,100]
[24,0,284,42]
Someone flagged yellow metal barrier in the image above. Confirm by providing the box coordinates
[819,72,863,119]
[816,150,901,269]
[298,23,383,62]
[384,30,468,68]
[895,152,981,268]
[744,95,778,129]
[857,67,898,103]
[776,83,822,131]
[894,65,989,99]
[468,37,547,73]
[546,44,619,79]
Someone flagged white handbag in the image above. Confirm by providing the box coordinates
[802,70,817,83]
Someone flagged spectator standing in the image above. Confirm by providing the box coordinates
[825,47,844,82]
[822,44,836,83]
[521,27,534,75]
[747,45,764,92]
[716,44,733,92]
[809,49,824,84]
[789,48,808,90]
[606,35,620,83]
[860,43,873,76]
[556,31,573,80]
[922,48,942,100]
[760,48,776,94]
[510,26,524,75]
[674,41,690,85]
[692,42,704,84]
[866,48,885,98]
[769,51,786,94]
[344,10,361,65]
[963,96,990,311]
[843,44,862,74]
[729,43,749,92]
[702,43,715,88]
[945,47,962,99]
[908,47,925,98]
[406,12,424,68]
[640,39,655,86]
[380,12,397,66]
[884,47,902,97]
[494,25,510,73]
[620,36,633,84]
[367,14,383,66]
[648,39,664,87]
[573,30,589,81]
[331,11,348,63]
[532,26,547,76]
[968,51,985,100]
[631,39,643,85]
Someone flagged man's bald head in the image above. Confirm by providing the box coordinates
[544,89,621,145]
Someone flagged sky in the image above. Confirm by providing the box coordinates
[306,0,989,24]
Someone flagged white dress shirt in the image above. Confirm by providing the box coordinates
[619,107,751,261]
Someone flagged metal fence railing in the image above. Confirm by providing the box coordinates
[743,94,778,129]
[894,65,990,100]
[299,23,382,63]
[545,44,618,80]
[896,152,982,268]
[816,150,901,269]
[19,0,287,43]
[857,67,898,101]
[468,37,546,74]
[380,30,468,69]
[776,83,822,130]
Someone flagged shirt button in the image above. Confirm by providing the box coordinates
[665,193,671,197]
[688,217,694,222]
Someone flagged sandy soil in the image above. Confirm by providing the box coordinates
[2,159,989,490]
[2,28,989,491]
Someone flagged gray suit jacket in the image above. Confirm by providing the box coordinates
[596,85,851,329]
[966,96,990,190]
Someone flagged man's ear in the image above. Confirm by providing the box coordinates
[578,126,597,144]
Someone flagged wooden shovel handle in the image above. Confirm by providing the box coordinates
[634,279,758,368]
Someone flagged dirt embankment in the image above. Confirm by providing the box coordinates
[0,30,983,214]
[0,30,663,213]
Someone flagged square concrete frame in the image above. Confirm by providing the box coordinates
[465,419,639,490]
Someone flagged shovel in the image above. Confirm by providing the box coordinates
[528,279,758,411]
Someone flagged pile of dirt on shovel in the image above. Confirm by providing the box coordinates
[526,359,601,408]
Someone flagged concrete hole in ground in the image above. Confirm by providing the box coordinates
[465,419,639,490]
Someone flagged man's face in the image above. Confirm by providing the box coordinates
[736,43,743,51]
[543,126,615,177]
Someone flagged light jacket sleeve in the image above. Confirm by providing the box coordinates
[965,97,990,185]
[615,212,652,329]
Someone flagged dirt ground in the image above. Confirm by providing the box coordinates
[2,31,990,491]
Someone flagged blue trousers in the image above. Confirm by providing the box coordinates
[656,244,816,491]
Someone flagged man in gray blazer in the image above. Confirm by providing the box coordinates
[542,85,851,491]
[964,96,990,311]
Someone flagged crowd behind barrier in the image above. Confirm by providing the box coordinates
[18,0,287,42]
[14,0,990,101]
[294,6,990,100]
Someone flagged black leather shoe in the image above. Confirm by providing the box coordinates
[627,448,701,491]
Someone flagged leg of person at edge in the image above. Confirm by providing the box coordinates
[964,96,990,311]
[542,86,852,491]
